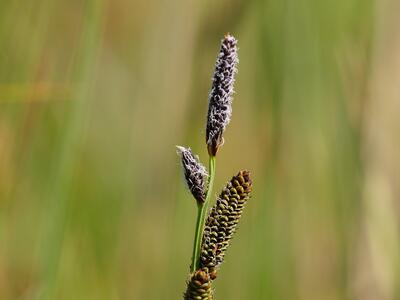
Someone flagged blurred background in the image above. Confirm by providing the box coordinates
[1,0,400,299]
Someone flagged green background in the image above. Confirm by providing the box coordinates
[1,0,399,299]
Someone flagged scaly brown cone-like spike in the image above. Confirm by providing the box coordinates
[200,170,252,277]
[184,269,214,300]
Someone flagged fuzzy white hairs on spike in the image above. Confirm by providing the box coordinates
[176,146,208,203]
[206,33,238,156]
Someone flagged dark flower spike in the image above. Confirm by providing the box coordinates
[184,269,214,300]
[206,33,238,156]
[200,170,252,278]
[177,146,209,203]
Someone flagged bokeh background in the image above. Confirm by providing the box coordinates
[1,0,400,299]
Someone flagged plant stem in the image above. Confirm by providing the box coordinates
[190,155,216,273]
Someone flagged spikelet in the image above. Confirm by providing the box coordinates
[184,269,214,300]
[177,146,209,203]
[206,33,239,156]
[200,170,252,277]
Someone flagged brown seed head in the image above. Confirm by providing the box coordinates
[184,269,214,300]
[200,170,252,276]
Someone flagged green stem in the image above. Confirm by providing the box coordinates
[190,155,216,273]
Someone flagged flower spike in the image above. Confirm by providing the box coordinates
[206,33,239,156]
[177,146,209,204]
[200,170,252,277]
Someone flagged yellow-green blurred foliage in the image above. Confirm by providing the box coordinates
[1,0,399,299]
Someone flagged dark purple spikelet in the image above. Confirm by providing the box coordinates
[206,33,238,156]
[177,146,208,203]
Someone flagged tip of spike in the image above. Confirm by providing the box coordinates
[223,33,237,44]
[224,32,233,39]
[176,145,186,154]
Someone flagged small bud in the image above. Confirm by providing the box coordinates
[206,33,239,156]
[177,146,208,203]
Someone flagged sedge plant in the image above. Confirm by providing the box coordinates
[177,33,253,299]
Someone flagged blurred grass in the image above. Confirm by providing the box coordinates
[0,0,399,299]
